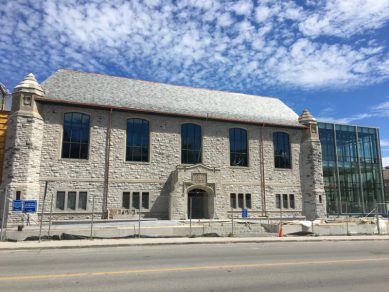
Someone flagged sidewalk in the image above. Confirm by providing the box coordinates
[1,235,389,251]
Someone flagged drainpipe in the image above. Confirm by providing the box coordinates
[260,123,267,216]
[103,108,113,218]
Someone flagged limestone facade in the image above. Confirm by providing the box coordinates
[1,73,326,224]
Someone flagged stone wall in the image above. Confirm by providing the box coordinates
[4,101,320,222]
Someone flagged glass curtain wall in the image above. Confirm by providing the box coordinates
[318,123,385,215]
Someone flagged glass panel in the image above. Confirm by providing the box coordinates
[62,113,89,159]
[238,193,244,208]
[273,132,291,168]
[229,128,248,166]
[275,194,281,208]
[318,122,385,215]
[245,193,252,208]
[132,192,140,209]
[142,192,149,209]
[78,192,87,210]
[289,194,295,209]
[181,124,202,164]
[67,191,76,210]
[230,193,236,209]
[126,119,149,162]
[282,194,288,209]
[122,192,130,209]
[56,191,65,210]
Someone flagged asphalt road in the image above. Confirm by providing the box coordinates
[1,241,389,291]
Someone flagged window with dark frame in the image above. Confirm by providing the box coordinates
[56,191,87,211]
[275,194,281,209]
[273,132,291,168]
[230,193,237,209]
[181,123,202,164]
[238,193,244,208]
[62,112,90,159]
[122,192,130,209]
[245,193,252,209]
[126,119,149,162]
[289,194,295,209]
[16,191,21,200]
[229,128,248,166]
[132,192,140,209]
[230,193,252,209]
[282,194,288,209]
[142,192,149,209]
[123,192,150,210]
[78,192,87,210]
[56,191,65,210]
[275,194,296,209]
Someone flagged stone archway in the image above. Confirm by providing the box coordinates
[187,188,208,219]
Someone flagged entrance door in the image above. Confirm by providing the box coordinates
[188,189,208,219]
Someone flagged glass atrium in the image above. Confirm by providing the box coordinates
[318,123,386,215]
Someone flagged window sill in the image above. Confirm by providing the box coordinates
[273,168,293,171]
[59,158,90,162]
[230,165,250,169]
[123,161,151,165]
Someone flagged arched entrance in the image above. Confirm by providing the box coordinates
[188,189,209,219]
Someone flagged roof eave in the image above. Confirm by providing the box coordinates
[35,97,306,129]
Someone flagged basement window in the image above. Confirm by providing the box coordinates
[56,191,88,211]
[122,192,150,210]
[230,193,252,209]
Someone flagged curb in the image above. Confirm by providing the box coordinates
[1,236,389,251]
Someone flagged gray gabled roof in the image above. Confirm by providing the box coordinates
[40,69,302,127]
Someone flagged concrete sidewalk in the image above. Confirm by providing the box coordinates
[1,235,389,251]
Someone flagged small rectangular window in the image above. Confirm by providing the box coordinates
[230,193,237,209]
[78,192,87,210]
[238,193,244,208]
[68,191,76,210]
[123,192,130,209]
[282,194,288,209]
[289,194,295,209]
[56,191,65,210]
[132,192,140,209]
[275,194,281,209]
[142,192,149,209]
[245,193,252,209]
[16,191,21,200]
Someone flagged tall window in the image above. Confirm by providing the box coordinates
[273,132,291,168]
[229,128,248,166]
[126,119,149,162]
[181,123,202,164]
[62,112,90,159]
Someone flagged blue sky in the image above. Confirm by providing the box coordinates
[1,0,388,166]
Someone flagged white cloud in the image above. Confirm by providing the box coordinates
[382,157,389,167]
[299,0,389,38]
[381,140,389,147]
[0,0,389,91]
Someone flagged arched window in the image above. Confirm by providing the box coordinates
[181,123,202,164]
[229,128,248,166]
[126,119,149,162]
[273,132,291,168]
[62,112,90,159]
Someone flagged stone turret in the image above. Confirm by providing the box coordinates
[1,73,45,224]
[299,109,326,220]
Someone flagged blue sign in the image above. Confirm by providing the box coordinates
[12,200,23,212]
[23,200,37,213]
[242,208,248,218]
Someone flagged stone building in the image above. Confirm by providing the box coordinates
[1,69,326,224]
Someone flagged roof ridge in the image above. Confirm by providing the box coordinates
[56,68,278,100]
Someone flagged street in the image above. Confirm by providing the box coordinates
[0,241,388,291]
